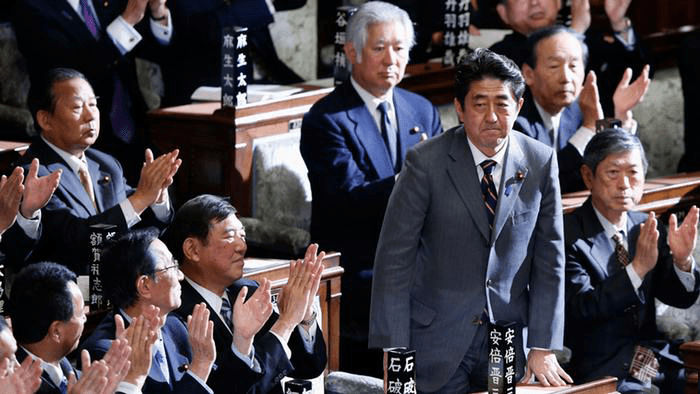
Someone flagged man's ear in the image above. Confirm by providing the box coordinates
[496,3,510,26]
[581,164,594,190]
[453,97,465,124]
[48,320,62,343]
[516,97,524,115]
[182,237,199,263]
[36,110,51,133]
[135,275,152,300]
[522,64,535,87]
[344,42,358,66]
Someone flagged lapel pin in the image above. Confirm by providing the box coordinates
[410,126,420,134]
[178,364,189,372]
[103,0,109,7]
[98,176,110,185]
[515,171,525,181]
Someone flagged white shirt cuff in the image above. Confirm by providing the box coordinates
[230,343,262,373]
[186,371,214,393]
[626,263,643,291]
[297,322,317,353]
[119,199,142,228]
[149,13,173,45]
[116,381,142,394]
[149,192,171,221]
[106,16,143,55]
[614,30,636,50]
[674,258,697,291]
[568,126,596,156]
[15,209,41,240]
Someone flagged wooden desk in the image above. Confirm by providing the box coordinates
[400,63,456,106]
[473,377,618,394]
[147,87,332,216]
[680,340,700,394]
[562,171,700,219]
[0,140,29,172]
[243,252,343,371]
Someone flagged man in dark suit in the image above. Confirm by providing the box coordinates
[11,68,180,272]
[514,26,649,193]
[81,230,216,393]
[369,48,572,393]
[300,1,442,374]
[0,316,41,393]
[564,129,700,393]
[490,0,649,117]
[165,194,327,394]
[7,262,132,394]
[11,0,172,183]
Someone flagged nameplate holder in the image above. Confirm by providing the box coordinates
[88,223,117,312]
[333,6,357,86]
[284,379,311,394]
[442,0,471,67]
[488,320,517,394]
[221,26,250,109]
[384,347,416,394]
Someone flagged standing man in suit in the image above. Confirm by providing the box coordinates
[11,0,172,183]
[81,230,216,393]
[165,194,327,393]
[564,129,700,393]
[12,68,180,272]
[7,262,133,394]
[300,1,442,374]
[490,0,649,117]
[515,26,649,193]
[369,48,572,393]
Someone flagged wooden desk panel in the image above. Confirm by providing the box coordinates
[243,252,343,371]
[680,340,700,394]
[473,377,617,393]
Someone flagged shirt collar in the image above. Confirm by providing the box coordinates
[184,276,232,332]
[592,205,628,240]
[532,98,562,137]
[41,135,85,175]
[21,346,65,387]
[66,0,79,12]
[466,127,509,169]
[350,77,394,113]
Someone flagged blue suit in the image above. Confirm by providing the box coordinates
[80,311,212,394]
[514,92,586,193]
[174,279,327,394]
[564,198,700,389]
[7,137,170,272]
[369,127,565,392]
[16,348,78,394]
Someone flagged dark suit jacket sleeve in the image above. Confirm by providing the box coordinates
[286,324,327,379]
[300,108,396,224]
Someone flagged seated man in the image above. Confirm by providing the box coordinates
[81,230,216,393]
[490,0,649,116]
[564,129,700,393]
[300,1,442,373]
[7,262,133,394]
[514,26,649,193]
[12,67,180,271]
[165,194,327,393]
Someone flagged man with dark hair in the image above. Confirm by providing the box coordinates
[166,194,327,393]
[12,68,180,272]
[11,0,173,183]
[369,48,571,393]
[81,230,216,393]
[514,26,649,193]
[490,0,649,116]
[300,1,442,373]
[564,128,700,393]
[8,262,132,393]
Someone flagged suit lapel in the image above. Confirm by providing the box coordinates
[491,135,529,242]
[579,200,617,276]
[86,154,112,213]
[521,94,554,146]
[559,104,583,150]
[393,89,423,166]
[161,324,189,384]
[180,280,233,351]
[344,84,395,179]
[445,128,491,241]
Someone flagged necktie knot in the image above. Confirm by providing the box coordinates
[480,159,496,175]
[377,101,389,115]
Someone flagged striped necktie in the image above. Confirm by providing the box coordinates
[220,295,233,329]
[612,232,630,267]
[480,159,498,228]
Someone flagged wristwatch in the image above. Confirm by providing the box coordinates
[300,310,317,327]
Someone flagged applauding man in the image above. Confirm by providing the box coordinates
[12,67,180,271]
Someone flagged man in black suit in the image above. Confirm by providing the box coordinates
[11,0,173,183]
[165,194,327,393]
[7,262,132,394]
[81,230,216,393]
[490,0,649,117]
[565,129,700,393]
[514,26,648,193]
[12,68,180,272]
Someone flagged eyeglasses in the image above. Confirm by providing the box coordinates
[153,259,179,276]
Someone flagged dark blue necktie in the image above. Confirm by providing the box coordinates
[377,101,397,169]
[220,295,233,329]
[480,160,498,228]
[59,377,68,394]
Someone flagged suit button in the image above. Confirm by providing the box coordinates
[486,279,493,287]
[472,315,483,325]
